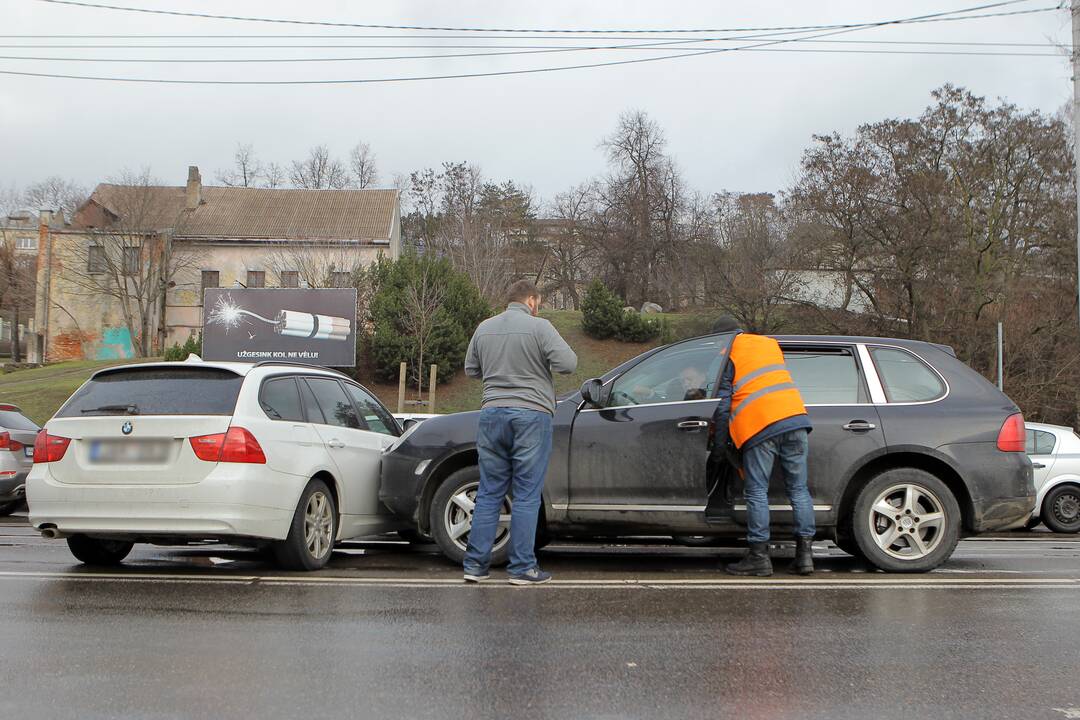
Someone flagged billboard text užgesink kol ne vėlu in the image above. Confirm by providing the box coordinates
[201,288,357,366]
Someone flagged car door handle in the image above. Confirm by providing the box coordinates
[1032,462,1046,469]
[327,439,346,449]
[677,420,709,430]
[842,421,877,432]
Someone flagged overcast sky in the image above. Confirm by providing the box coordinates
[0,0,1072,209]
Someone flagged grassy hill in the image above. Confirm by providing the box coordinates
[0,310,715,424]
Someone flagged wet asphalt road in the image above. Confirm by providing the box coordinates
[1,514,1079,720]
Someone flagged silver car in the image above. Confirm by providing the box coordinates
[0,404,38,516]
[1026,422,1080,533]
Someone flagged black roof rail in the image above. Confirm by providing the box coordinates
[250,360,351,378]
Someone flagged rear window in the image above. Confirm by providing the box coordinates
[0,409,38,431]
[870,347,946,403]
[57,367,244,417]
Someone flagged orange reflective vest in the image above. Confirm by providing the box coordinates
[728,333,807,449]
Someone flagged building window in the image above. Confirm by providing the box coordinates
[247,270,266,288]
[88,246,106,274]
[122,246,141,276]
[15,236,36,251]
[280,270,299,288]
[201,270,219,295]
[330,271,351,288]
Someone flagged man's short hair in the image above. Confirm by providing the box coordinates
[507,279,540,305]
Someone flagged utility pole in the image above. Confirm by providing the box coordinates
[1074,2,1080,335]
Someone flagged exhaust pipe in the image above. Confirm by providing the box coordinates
[12,484,24,497]
[40,527,66,540]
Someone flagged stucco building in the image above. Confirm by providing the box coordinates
[33,166,400,362]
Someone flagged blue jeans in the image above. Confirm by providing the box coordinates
[742,428,815,544]
[464,407,553,576]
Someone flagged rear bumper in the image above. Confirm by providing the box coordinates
[0,471,28,502]
[970,495,1037,533]
[26,464,302,541]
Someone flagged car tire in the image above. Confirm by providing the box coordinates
[851,468,961,573]
[272,479,337,571]
[1041,484,1080,534]
[0,500,22,517]
[66,535,134,566]
[672,535,723,548]
[429,466,512,567]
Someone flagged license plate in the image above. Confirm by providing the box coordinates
[24,447,33,458]
[88,440,171,464]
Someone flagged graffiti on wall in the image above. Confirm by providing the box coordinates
[50,327,135,362]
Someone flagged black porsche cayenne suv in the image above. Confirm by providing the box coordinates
[380,333,1035,572]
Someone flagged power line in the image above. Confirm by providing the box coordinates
[27,0,1039,34]
[0,3,1062,85]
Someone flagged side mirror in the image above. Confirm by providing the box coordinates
[580,378,606,408]
[402,418,420,431]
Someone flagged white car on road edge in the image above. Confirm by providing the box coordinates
[1026,422,1080,533]
[27,358,407,569]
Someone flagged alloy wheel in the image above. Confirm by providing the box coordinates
[304,491,334,560]
[443,481,512,553]
[868,483,946,561]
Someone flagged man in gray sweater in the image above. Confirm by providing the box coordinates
[462,280,577,585]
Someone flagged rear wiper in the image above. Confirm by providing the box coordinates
[80,404,140,415]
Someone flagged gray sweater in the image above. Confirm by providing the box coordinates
[464,303,578,414]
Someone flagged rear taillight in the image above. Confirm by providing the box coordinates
[189,427,266,464]
[33,430,71,463]
[0,432,9,449]
[997,413,1025,452]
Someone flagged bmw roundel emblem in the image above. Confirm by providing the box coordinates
[121,421,133,435]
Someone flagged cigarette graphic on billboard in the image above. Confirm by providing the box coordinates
[208,293,352,342]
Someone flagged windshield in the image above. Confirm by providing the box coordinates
[57,367,245,418]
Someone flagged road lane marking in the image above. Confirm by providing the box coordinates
[0,570,1078,590]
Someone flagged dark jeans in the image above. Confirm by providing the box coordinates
[464,407,553,576]
[743,428,815,544]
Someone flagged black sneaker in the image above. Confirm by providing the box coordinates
[508,568,552,585]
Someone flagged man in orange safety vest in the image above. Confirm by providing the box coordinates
[710,316,815,577]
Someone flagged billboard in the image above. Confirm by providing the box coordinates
[201,288,357,367]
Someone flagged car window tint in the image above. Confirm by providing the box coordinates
[783,350,861,405]
[1025,429,1037,455]
[260,377,304,422]
[305,378,362,429]
[1034,430,1057,455]
[56,367,243,417]
[343,383,397,436]
[869,347,945,403]
[609,337,726,407]
[0,409,38,431]
[298,379,325,424]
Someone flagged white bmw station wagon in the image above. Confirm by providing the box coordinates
[27,357,407,570]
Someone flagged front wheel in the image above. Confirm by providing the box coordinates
[1041,485,1080,534]
[851,468,961,573]
[429,467,511,567]
[272,479,337,571]
[66,535,134,566]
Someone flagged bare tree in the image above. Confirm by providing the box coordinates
[401,262,444,395]
[263,243,372,290]
[541,184,597,309]
[61,169,203,356]
[289,145,351,190]
[263,162,286,189]
[22,177,87,222]
[0,238,35,362]
[349,142,379,189]
[216,143,262,187]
